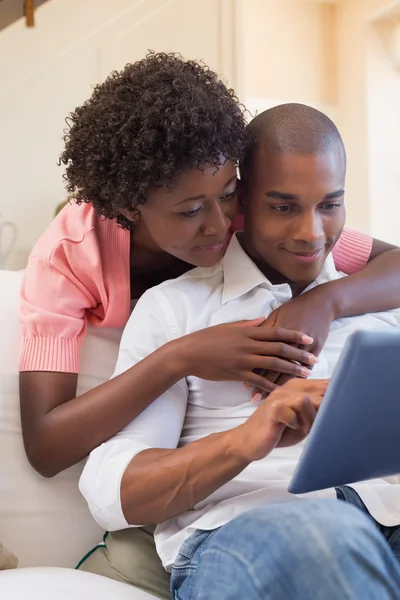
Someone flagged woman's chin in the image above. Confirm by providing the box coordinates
[190,248,225,269]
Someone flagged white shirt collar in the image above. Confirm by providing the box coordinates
[221,233,340,305]
[221,234,273,304]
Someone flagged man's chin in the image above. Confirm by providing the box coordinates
[283,264,324,288]
[293,252,329,278]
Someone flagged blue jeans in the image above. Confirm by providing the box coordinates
[337,486,400,562]
[170,495,400,600]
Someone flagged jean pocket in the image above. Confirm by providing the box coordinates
[174,530,212,567]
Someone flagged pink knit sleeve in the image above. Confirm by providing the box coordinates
[19,254,96,373]
[332,228,372,275]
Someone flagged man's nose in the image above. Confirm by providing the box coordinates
[291,212,324,245]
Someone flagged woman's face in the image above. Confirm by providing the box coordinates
[129,160,238,268]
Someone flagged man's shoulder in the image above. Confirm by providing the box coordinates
[315,253,346,285]
[151,262,224,299]
[140,262,224,333]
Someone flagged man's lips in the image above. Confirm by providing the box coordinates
[284,248,324,263]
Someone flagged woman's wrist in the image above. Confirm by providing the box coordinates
[313,280,344,320]
[303,281,341,321]
[159,336,195,381]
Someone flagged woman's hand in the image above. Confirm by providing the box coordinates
[250,286,335,400]
[171,317,317,394]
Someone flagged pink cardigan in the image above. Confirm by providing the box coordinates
[19,202,372,373]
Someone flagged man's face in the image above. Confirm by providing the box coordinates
[241,146,346,290]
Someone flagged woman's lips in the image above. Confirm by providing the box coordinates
[197,238,228,252]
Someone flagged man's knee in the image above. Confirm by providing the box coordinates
[199,500,392,581]
[215,499,374,550]
[188,501,400,600]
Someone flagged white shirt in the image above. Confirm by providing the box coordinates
[80,235,400,571]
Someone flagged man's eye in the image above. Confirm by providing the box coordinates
[272,205,292,213]
[321,203,341,211]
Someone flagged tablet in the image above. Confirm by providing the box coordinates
[288,328,400,495]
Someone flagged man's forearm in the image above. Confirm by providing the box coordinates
[121,427,250,525]
[325,249,400,318]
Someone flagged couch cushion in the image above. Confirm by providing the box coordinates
[0,567,158,599]
[0,269,122,568]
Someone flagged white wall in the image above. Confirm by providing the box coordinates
[334,0,400,235]
[0,0,236,269]
[366,13,400,245]
[2,0,398,268]
[241,0,400,241]
[238,0,336,109]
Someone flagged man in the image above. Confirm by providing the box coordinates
[80,104,400,599]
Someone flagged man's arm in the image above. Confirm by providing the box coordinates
[79,392,246,529]
[78,286,234,529]
[121,429,249,525]
[81,379,326,528]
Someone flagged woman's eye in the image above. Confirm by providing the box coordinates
[179,207,202,218]
[220,190,236,201]
[178,190,236,217]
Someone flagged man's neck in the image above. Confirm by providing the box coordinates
[237,233,312,297]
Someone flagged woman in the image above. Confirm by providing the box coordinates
[19,52,400,598]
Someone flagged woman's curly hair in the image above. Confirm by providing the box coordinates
[60,52,248,228]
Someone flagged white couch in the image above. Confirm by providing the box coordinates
[0,269,160,599]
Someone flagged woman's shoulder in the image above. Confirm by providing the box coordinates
[29,201,118,262]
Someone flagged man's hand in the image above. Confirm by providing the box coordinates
[250,286,335,400]
[236,379,328,462]
[120,378,328,526]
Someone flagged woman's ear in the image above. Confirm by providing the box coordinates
[119,208,139,225]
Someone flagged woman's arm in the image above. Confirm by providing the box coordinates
[21,274,314,479]
[331,227,372,275]
[254,236,400,394]
[332,228,399,277]
[326,237,400,317]
[263,235,400,354]
[20,348,186,478]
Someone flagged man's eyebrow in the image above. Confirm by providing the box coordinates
[324,189,345,199]
[264,189,345,201]
[265,191,297,201]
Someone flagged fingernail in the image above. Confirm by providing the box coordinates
[307,354,318,365]
[300,367,312,377]
[252,393,262,405]
[301,335,313,344]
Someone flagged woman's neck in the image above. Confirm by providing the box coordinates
[129,226,193,298]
